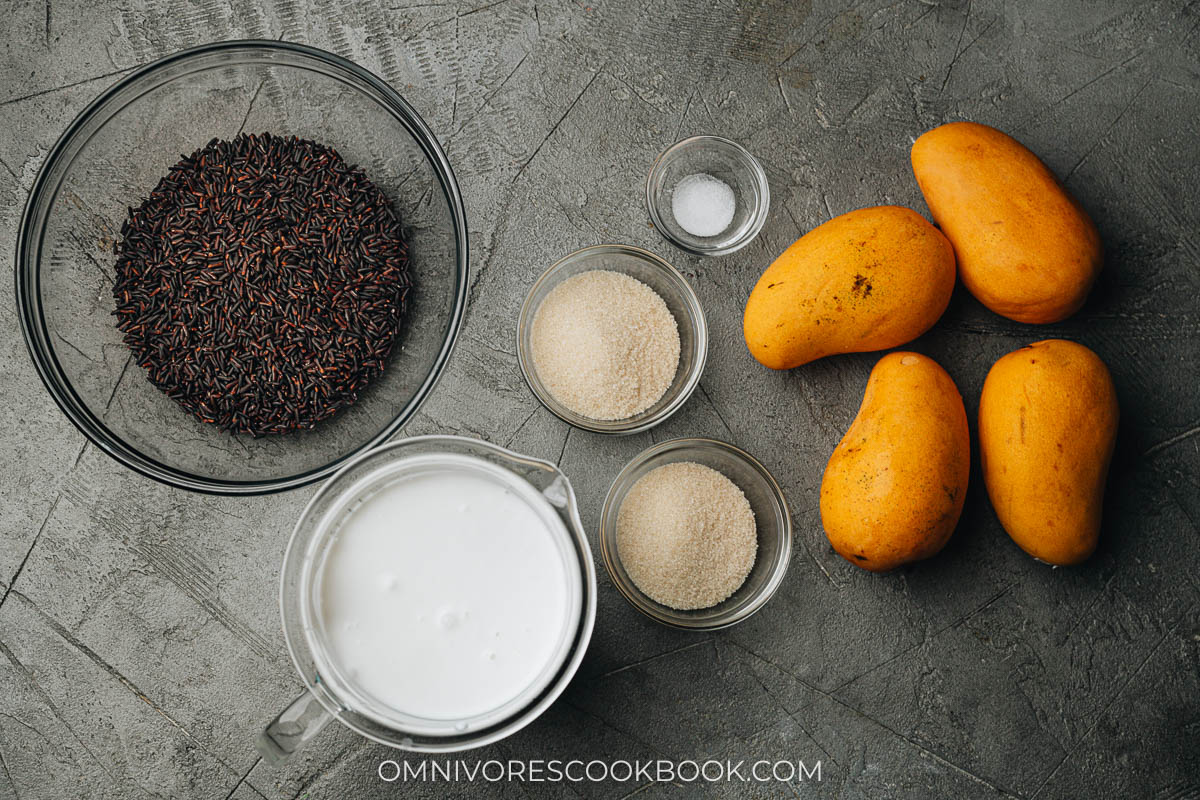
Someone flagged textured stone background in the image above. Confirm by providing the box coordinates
[1,0,1198,798]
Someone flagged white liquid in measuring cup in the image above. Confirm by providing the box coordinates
[314,456,579,725]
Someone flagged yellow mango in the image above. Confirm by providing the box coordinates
[820,352,970,572]
[979,339,1118,565]
[743,206,955,370]
[911,121,1101,324]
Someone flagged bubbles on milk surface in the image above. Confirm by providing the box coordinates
[437,608,461,630]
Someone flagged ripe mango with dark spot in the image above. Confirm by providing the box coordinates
[743,206,955,369]
[979,339,1118,565]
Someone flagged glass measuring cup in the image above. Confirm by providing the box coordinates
[258,435,597,759]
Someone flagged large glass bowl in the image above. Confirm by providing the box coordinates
[15,41,469,494]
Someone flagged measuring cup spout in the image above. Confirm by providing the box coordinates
[256,689,333,763]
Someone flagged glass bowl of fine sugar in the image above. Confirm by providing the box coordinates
[517,245,708,435]
[646,135,770,256]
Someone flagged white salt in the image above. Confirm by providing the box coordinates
[671,173,736,238]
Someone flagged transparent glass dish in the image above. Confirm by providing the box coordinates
[600,438,792,630]
[15,41,469,493]
[516,244,708,435]
[646,135,770,256]
[262,435,597,758]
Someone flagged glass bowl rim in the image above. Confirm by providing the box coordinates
[599,436,793,630]
[645,134,771,257]
[515,243,708,435]
[13,39,470,495]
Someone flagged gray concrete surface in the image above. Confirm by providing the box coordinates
[1,0,1198,797]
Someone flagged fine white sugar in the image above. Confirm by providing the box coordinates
[616,462,757,610]
[671,172,736,238]
[530,270,681,420]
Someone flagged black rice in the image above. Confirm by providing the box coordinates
[112,132,410,435]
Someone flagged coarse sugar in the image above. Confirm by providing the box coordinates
[616,461,757,610]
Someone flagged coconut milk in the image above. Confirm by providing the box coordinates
[313,455,580,726]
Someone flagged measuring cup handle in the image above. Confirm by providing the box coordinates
[256,690,333,763]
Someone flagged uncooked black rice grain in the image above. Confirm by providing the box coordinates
[112,132,410,435]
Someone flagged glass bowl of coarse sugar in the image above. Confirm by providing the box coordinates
[516,245,708,435]
[599,438,792,630]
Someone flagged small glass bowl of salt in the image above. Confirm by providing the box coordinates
[646,135,770,256]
